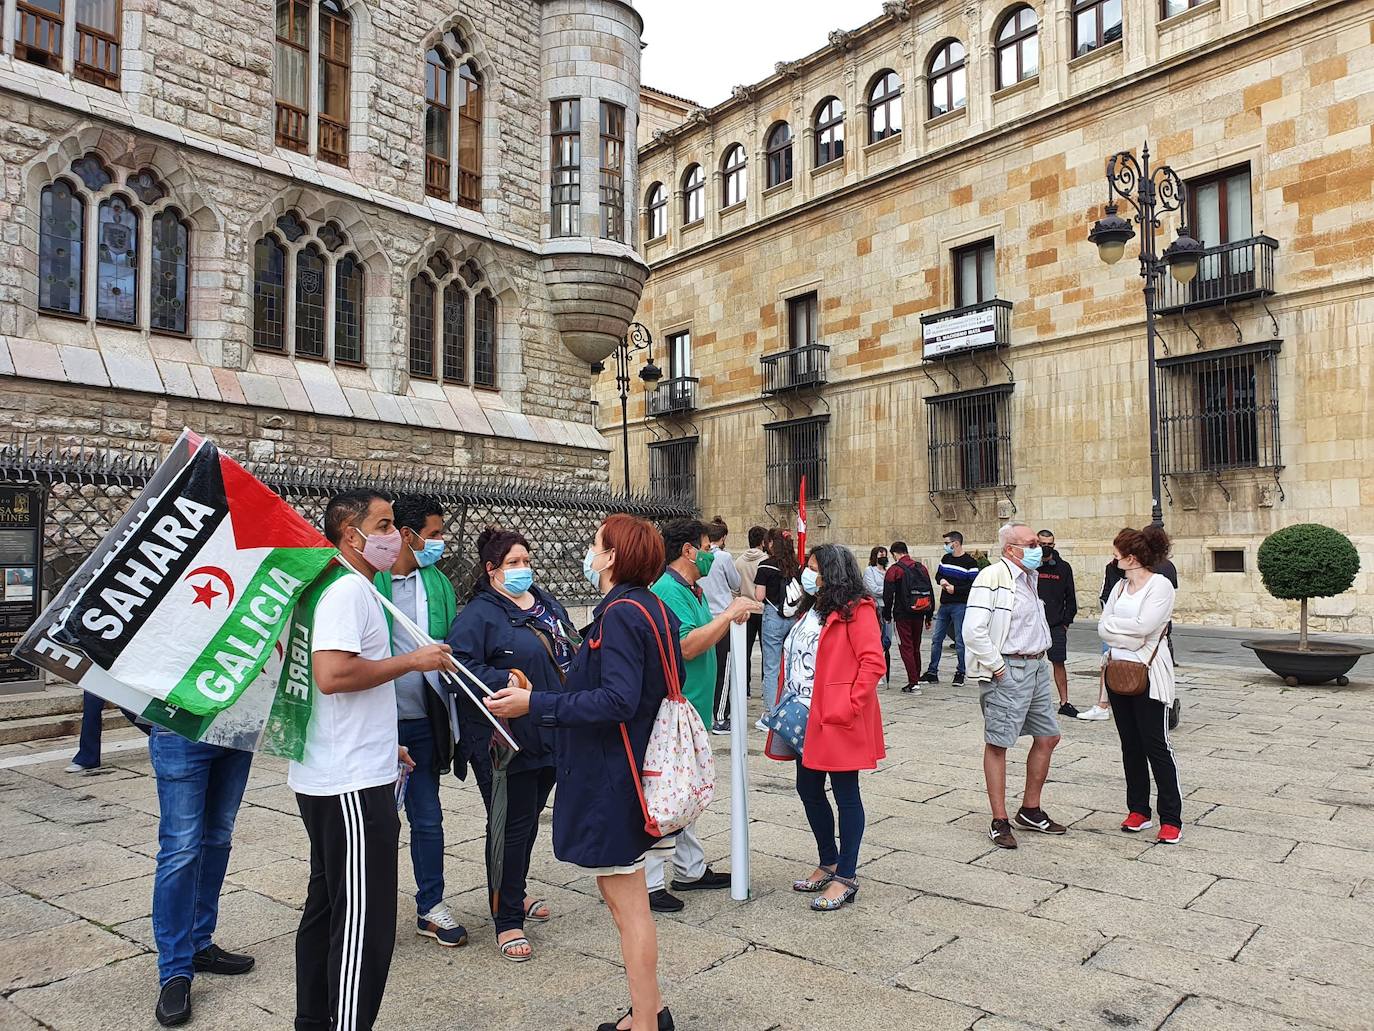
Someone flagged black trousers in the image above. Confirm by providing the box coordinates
[745,613,762,694]
[1107,689,1183,828]
[474,759,556,935]
[712,634,731,721]
[295,785,400,1031]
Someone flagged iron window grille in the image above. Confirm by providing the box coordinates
[765,416,829,506]
[649,437,698,506]
[925,385,1014,493]
[1157,342,1282,476]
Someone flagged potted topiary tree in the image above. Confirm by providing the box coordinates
[1244,523,1371,686]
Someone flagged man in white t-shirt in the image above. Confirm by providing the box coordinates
[291,489,453,1031]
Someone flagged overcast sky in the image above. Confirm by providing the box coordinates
[634,0,876,107]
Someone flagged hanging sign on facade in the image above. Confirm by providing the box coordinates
[922,305,998,359]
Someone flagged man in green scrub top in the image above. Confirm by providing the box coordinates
[648,518,759,912]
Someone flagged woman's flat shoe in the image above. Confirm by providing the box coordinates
[525,898,551,922]
[810,876,859,912]
[792,866,836,893]
[499,936,532,963]
[595,1006,674,1031]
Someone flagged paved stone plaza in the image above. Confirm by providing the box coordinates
[2,659,1372,1031]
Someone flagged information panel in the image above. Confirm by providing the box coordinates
[0,485,43,686]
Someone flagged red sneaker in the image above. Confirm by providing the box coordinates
[1120,812,1152,833]
[1156,824,1182,845]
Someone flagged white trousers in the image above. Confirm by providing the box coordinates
[645,821,706,891]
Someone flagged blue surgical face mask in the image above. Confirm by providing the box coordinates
[943,543,954,555]
[503,568,534,596]
[414,539,445,569]
[800,568,819,595]
[1019,545,1044,571]
[583,546,607,589]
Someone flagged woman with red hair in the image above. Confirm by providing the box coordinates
[485,513,681,1031]
[1098,525,1182,844]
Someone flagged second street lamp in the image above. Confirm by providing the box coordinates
[596,322,659,494]
[1088,142,1204,529]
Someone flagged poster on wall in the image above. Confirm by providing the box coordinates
[0,485,44,686]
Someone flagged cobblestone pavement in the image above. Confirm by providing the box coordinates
[2,661,1372,1031]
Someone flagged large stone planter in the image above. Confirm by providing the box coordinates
[1242,637,1374,686]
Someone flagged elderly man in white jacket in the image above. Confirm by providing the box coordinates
[962,522,1067,850]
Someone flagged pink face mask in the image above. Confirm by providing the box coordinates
[355,527,403,572]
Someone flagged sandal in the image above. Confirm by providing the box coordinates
[810,875,859,912]
[499,935,532,963]
[595,1006,674,1031]
[792,865,836,893]
[525,898,551,923]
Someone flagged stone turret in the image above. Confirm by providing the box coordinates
[539,0,649,365]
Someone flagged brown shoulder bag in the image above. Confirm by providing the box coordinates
[1102,583,1163,697]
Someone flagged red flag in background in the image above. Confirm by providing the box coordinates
[796,475,807,564]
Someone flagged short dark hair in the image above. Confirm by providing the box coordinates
[661,518,710,564]
[748,525,767,548]
[1037,529,1055,538]
[889,541,909,555]
[601,513,666,587]
[393,494,443,535]
[324,489,388,546]
[470,525,530,600]
[942,531,963,545]
[707,517,728,543]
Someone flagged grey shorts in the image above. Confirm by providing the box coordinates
[979,657,1060,748]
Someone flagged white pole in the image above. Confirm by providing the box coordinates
[728,620,750,901]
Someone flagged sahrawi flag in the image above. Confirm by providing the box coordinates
[16,429,336,755]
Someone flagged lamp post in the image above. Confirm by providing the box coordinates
[593,322,659,494]
[1088,142,1203,529]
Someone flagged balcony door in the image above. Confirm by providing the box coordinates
[953,239,995,308]
[1188,165,1253,290]
[667,330,692,409]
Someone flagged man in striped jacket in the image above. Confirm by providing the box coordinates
[962,522,1067,851]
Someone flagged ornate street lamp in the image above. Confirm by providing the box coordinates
[592,322,659,494]
[1088,143,1204,528]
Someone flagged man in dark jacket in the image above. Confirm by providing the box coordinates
[883,542,934,693]
[922,530,979,686]
[1035,530,1078,717]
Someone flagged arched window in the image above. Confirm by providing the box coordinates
[646,182,667,241]
[996,7,1039,89]
[766,123,793,188]
[682,164,704,224]
[253,235,287,352]
[408,272,437,378]
[928,40,967,119]
[721,144,746,208]
[424,30,482,210]
[274,0,351,166]
[442,282,467,384]
[294,244,327,358]
[474,290,497,389]
[814,97,845,168]
[74,0,121,89]
[868,71,902,144]
[96,194,138,326]
[38,179,84,317]
[150,208,190,335]
[333,253,365,364]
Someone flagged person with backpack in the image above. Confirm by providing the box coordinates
[485,514,684,1031]
[754,531,804,721]
[764,545,886,911]
[882,541,934,693]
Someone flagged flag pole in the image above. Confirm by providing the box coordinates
[728,620,750,901]
[342,565,521,752]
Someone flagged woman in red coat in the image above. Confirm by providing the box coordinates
[765,544,886,911]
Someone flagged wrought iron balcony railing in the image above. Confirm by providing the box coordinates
[760,344,828,395]
[1154,235,1278,316]
[919,298,1012,361]
[648,376,699,417]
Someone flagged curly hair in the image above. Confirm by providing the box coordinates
[1113,525,1172,570]
[470,526,530,600]
[812,544,868,622]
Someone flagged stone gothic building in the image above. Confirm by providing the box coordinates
[605,0,1374,632]
[0,0,647,481]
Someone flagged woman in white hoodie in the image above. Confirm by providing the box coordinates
[1098,525,1181,844]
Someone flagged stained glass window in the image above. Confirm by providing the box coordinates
[334,253,364,364]
[253,235,287,351]
[473,290,496,388]
[96,195,138,325]
[408,275,436,377]
[294,244,326,358]
[442,283,467,384]
[150,208,189,334]
[38,179,84,317]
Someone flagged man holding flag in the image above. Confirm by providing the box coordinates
[289,489,454,1031]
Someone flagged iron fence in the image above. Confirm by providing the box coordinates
[0,436,696,608]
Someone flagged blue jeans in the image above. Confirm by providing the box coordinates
[71,691,107,768]
[148,727,253,985]
[761,606,796,710]
[398,719,445,915]
[795,764,865,880]
[927,602,967,675]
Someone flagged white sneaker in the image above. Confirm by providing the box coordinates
[754,719,769,732]
[1077,705,1111,721]
[65,762,97,774]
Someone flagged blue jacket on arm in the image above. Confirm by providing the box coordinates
[527,582,680,869]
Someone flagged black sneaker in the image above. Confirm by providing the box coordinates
[919,671,939,684]
[1014,807,1067,835]
[989,819,1017,849]
[710,719,731,736]
[596,1006,675,1031]
[155,976,192,1027]
[648,889,684,912]
[1058,702,1080,719]
[952,672,965,685]
[672,866,730,891]
[192,943,255,976]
